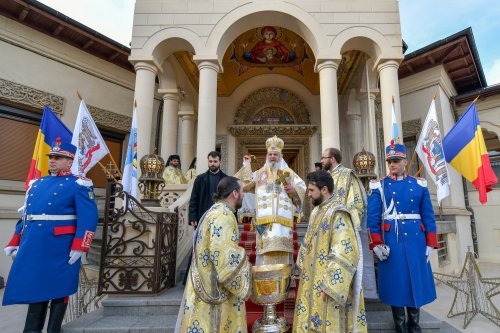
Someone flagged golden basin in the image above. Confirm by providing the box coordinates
[250,264,293,305]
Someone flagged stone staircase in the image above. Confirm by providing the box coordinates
[63,285,183,333]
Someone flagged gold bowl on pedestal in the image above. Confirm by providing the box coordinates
[251,264,293,333]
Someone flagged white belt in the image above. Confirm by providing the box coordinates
[26,214,77,221]
[386,213,421,220]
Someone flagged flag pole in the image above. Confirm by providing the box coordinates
[408,93,438,172]
[472,95,480,104]
[414,164,424,177]
[108,154,123,178]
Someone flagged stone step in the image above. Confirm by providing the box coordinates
[364,298,391,311]
[62,309,178,333]
[102,285,184,316]
[63,285,184,333]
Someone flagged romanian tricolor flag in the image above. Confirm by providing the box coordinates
[442,102,498,204]
[25,106,72,189]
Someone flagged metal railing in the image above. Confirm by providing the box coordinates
[98,183,178,295]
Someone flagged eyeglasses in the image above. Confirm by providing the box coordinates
[320,156,332,159]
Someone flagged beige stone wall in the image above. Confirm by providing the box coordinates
[0,17,135,126]
[457,96,500,263]
[399,66,477,268]
[0,16,137,280]
[130,0,403,64]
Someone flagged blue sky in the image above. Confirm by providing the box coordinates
[38,0,500,85]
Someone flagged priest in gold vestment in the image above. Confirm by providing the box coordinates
[322,147,377,299]
[163,154,188,184]
[235,135,306,265]
[294,171,367,333]
[176,177,252,333]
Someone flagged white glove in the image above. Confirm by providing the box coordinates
[68,250,84,265]
[4,246,19,257]
[373,244,390,261]
[426,246,434,263]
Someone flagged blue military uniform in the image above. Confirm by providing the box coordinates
[3,140,98,306]
[367,141,438,308]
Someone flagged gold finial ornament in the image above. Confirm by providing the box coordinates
[353,148,376,176]
[266,135,284,153]
[138,153,165,206]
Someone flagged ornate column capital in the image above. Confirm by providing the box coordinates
[315,59,340,72]
[376,60,400,73]
[134,61,158,75]
[158,88,181,102]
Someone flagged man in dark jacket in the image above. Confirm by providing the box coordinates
[188,151,227,227]
[183,151,227,285]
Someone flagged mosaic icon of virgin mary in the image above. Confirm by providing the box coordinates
[243,26,296,64]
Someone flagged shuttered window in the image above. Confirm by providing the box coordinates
[1,105,124,187]
[0,117,40,181]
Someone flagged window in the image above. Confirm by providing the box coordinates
[0,103,125,187]
[489,151,500,189]
[403,135,421,176]
[0,104,42,181]
[437,234,449,266]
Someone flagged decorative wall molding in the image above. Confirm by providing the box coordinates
[87,104,132,133]
[216,134,228,173]
[0,78,64,114]
[234,87,311,125]
[228,125,317,137]
[403,119,422,138]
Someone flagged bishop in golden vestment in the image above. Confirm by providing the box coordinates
[235,135,305,266]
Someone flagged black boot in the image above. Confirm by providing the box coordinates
[391,306,407,333]
[47,297,68,333]
[407,307,422,333]
[23,301,49,333]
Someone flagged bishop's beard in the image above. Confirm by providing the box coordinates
[265,160,279,172]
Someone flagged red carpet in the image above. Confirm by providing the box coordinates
[240,223,299,332]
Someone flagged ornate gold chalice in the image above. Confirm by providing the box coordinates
[251,264,293,333]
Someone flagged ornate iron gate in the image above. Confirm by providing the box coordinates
[98,183,178,295]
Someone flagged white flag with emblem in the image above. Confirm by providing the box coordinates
[71,100,110,177]
[415,99,450,204]
[122,106,138,197]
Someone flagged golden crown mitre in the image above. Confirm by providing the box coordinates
[266,135,284,153]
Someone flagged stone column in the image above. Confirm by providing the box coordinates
[133,61,158,161]
[377,60,403,145]
[158,89,181,160]
[317,60,340,150]
[367,91,380,167]
[195,60,219,174]
[179,111,196,170]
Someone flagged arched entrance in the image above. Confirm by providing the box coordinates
[228,87,317,179]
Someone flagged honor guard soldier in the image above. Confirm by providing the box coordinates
[3,138,98,333]
[367,140,438,333]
